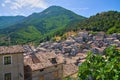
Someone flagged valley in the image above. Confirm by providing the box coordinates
[0,5,120,80]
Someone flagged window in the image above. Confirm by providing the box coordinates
[4,73,11,80]
[4,56,12,65]
[40,69,44,72]
[50,58,57,64]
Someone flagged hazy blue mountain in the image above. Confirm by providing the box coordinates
[0,16,25,29]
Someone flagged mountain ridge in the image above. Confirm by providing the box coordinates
[0,16,25,29]
[0,6,86,45]
[71,11,120,33]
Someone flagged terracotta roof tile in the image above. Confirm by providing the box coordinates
[24,52,64,71]
[0,45,24,55]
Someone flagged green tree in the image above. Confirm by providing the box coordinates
[78,46,120,80]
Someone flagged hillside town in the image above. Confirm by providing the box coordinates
[0,31,120,80]
[38,31,120,55]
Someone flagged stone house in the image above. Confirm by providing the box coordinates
[24,51,64,80]
[0,45,82,80]
[63,63,78,78]
[0,45,24,80]
[63,53,86,78]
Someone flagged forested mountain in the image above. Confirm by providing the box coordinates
[0,16,25,29]
[0,6,86,45]
[1,7,119,46]
[71,11,120,33]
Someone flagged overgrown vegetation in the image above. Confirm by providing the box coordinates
[78,46,120,80]
[52,31,77,41]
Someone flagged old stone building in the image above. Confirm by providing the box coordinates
[0,44,87,80]
[24,51,64,80]
[63,63,78,78]
[0,45,24,80]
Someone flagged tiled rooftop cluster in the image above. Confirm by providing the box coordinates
[24,51,64,71]
[37,32,120,56]
[0,45,24,54]
[1,31,120,78]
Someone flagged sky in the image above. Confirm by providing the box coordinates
[0,0,120,17]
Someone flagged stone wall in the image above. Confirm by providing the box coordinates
[0,53,24,80]
[31,64,63,80]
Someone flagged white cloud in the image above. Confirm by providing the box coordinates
[5,0,11,3]
[10,0,48,10]
[0,0,48,16]
[10,2,22,10]
[1,3,6,7]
